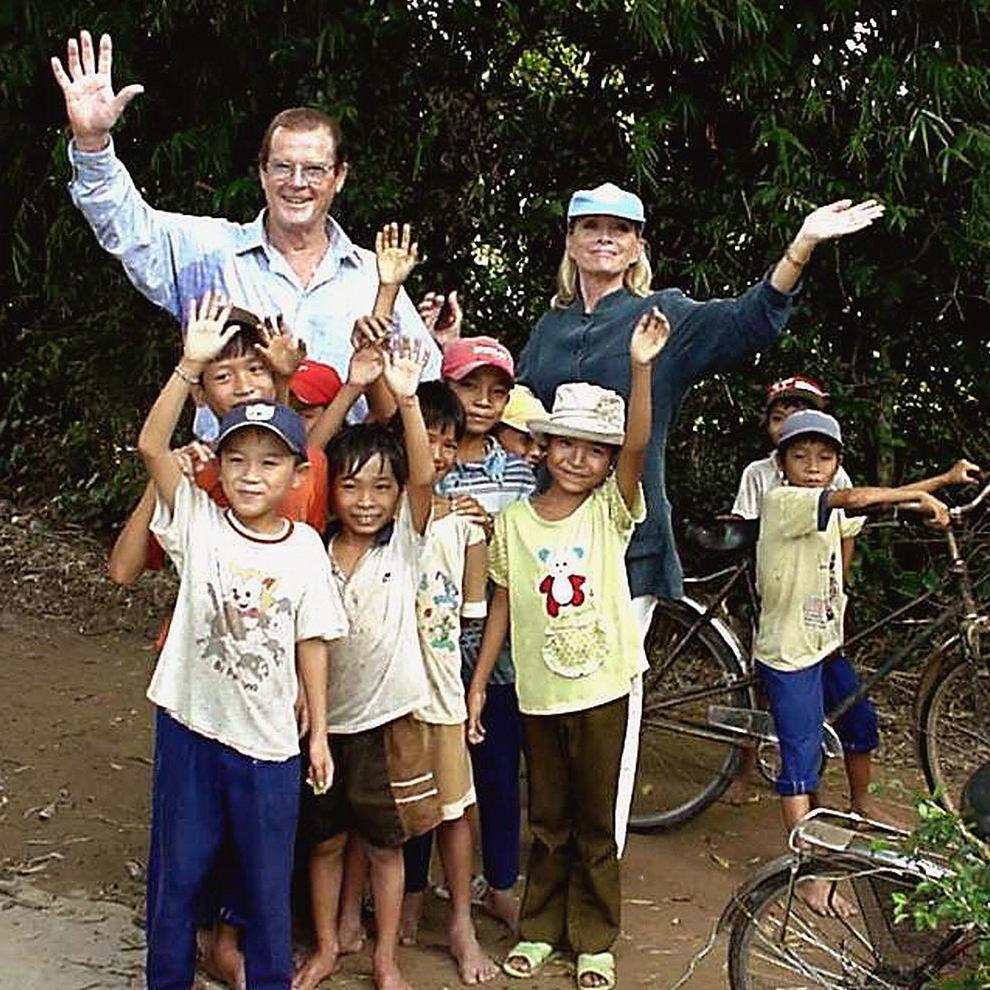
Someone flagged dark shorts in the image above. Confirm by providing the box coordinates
[757,653,879,797]
[299,714,441,849]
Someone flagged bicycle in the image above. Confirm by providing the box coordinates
[630,480,990,832]
[718,797,987,989]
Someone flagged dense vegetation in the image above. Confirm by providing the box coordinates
[2,0,990,529]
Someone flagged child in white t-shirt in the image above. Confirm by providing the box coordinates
[467,308,670,990]
[138,293,346,990]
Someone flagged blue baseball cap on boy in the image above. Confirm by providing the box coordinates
[567,182,645,224]
[777,409,843,450]
[216,401,308,461]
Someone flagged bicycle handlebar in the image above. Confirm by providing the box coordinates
[950,479,990,520]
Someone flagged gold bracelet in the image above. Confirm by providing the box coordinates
[173,364,201,385]
[785,246,809,268]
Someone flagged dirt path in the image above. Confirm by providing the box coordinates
[0,612,917,990]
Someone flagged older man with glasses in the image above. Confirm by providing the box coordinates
[51,30,439,408]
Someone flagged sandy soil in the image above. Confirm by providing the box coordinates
[0,609,921,990]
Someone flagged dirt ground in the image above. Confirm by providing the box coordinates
[0,506,919,990]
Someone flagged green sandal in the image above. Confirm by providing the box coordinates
[503,941,556,978]
[576,951,616,990]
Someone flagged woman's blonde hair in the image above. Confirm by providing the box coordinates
[551,231,653,308]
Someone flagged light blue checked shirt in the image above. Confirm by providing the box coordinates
[67,139,440,413]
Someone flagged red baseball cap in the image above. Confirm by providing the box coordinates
[290,360,343,406]
[765,375,829,411]
[441,336,515,382]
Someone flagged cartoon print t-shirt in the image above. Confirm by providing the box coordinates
[149,477,346,761]
[415,511,487,725]
[489,473,647,716]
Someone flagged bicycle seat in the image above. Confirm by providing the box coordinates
[684,518,759,553]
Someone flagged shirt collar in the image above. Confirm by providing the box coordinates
[236,212,361,267]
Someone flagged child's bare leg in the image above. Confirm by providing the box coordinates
[723,747,758,805]
[845,751,907,828]
[437,817,499,984]
[338,834,369,954]
[203,922,245,990]
[482,885,519,931]
[293,833,347,990]
[782,795,856,919]
[367,843,411,990]
[399,889,424,946]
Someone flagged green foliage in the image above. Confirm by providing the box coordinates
[896,798,990,988]
[2,1,990,535]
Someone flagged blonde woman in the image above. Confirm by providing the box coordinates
[515,182,884,858]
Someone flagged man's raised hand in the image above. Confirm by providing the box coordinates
[182,292,236,368]
[51,31,144,152]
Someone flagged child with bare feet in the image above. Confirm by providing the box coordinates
[753,409,971,916]
[396,380,499,983]
[293,336,441,990]
[467,309,671,990]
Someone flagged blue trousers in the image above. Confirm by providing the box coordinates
[404,684,521,892]
[146,709,300,990]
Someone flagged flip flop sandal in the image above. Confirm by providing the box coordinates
[576,951,616,990]
[503,940,557,978]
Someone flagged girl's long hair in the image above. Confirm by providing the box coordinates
[551,230,653,309]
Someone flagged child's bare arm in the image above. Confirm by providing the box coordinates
[348,317,396,423]
[108,480,157,585]
[466,584,508,744]
[895,459,981,495]
[372,222,418,320]
[615,307,670,508]
[382,338,434,533]
[307,335,386,447]
[828,486,950,526]
[255,316,306,403]
[462,538,489,613]
[297,638,332,792]
[138,293,234,511]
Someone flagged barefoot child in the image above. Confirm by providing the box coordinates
[438,336,537,929]
[294,338,441,990]
[398,380,499,982]
[467,308,671,990]
[138,293,345,989]
[753,409,964,914]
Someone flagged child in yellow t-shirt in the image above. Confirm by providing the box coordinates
[466,308,670,990]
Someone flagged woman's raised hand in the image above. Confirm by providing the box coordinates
[630,307,671,367]
[797,199,885,245]
[50,31,144,151]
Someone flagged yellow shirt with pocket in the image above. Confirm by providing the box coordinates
[489,474,647,715]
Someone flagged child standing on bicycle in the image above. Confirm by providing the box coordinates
[466,308,669,990]
[754,409,962,915]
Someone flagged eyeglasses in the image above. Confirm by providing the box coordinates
[265,160,336,185]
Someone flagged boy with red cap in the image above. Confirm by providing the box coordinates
[289,359,343,435]
[437,336,535,929]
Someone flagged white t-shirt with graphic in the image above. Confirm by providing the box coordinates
[149,478,347,762]
[415,512,487,725]
[327,501,431,734]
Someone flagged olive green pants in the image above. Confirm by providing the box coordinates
[519,694,628,953]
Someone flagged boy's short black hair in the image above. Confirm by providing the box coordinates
[766,395,818,419]
[388,380,465,441]
[326,423,408,489]
[214,306,265,363]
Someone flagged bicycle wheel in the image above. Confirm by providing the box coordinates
[630,599,749,831]
[727,858,969,989]
[917,650,990,810]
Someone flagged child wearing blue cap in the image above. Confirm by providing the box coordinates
[754,409,968,915]
[137,292,347,990]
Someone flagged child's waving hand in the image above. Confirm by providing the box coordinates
[182,291,235,365]
[255,315,306,379]
[382,336,429,401]
[630,306,671,367]
[376,222,419,287]
[347,338,385,389]
[946,459,982,486]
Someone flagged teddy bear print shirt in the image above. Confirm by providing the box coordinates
[149,477,347,762]
[489,473,648,715]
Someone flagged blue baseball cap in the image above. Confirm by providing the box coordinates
[216,401,308,461]
[567,182,645,224]
[777,409,843,449]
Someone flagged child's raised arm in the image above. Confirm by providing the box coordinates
[616,307,671,508]
[137,292,235,511]
[255,316,306,403]
[382,337,434,534]
[373,222,418,321]
[896,459,981,495]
